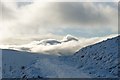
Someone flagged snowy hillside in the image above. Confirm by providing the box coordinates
[71,36,119,78]
[1,36,119,78]
[2,49,90,78]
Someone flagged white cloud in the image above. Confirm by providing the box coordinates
[0,34,118,55]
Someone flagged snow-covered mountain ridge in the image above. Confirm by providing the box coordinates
[1,35,119,78]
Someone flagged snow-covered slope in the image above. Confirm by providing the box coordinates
[70,36,119,78]
[1,36,119,78]
[1,49,90,78]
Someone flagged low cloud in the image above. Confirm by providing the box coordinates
[0,34,117,55]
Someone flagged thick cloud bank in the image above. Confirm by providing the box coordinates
[0,34,118,55]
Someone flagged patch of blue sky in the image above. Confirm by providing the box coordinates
[51,27,117,38]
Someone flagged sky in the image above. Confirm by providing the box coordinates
[0,0,119,44]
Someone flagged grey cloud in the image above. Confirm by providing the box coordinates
[0,2,118,40]
[52,3,107,25]
[17,2,32,8]
[0,2,17,20]
[49,2,117,26]
[1,2,117,25]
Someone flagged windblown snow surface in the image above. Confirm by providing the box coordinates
[0,36,119,78]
